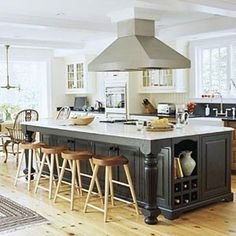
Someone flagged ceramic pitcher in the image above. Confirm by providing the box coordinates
[175,104,189,129]
[178,151,196,176]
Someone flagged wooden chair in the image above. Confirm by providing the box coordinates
[56,106,71,120]
[4,109,39,165]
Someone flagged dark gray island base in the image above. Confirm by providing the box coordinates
[22,120,234,224]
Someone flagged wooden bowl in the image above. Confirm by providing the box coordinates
[71,115,95,125]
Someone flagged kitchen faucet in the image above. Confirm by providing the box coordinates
[213,92,225,116]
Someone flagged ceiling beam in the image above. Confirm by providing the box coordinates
[0,12,115,33]
[180,0,236,17]
[158,16,236,41]
[0,37,85,49]
[136,0,236,18]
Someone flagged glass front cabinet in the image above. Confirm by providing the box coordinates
[66,62,87,94]
[139,69,187,93]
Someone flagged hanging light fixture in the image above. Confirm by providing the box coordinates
[1,45,20,90]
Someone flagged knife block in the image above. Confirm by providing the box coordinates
[143,103,156,114]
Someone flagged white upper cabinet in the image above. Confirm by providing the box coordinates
[66,62,85,93]
[65,55,95,94]
[138,69,187,93]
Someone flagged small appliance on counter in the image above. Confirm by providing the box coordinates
[74,97,87,111]
[157,103,176,114]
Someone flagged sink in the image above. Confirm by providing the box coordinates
[188,117,224,127]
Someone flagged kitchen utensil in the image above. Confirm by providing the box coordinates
[142,99,156,114]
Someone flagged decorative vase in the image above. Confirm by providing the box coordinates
[178,151,196,176]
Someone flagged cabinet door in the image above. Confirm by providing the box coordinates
[139,69,175,93]
[66,64,75,89]
[156,147,171,208]
[201,133,231,200]
[66,63,86,94]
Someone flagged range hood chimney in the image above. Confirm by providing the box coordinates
[88,19,191,72]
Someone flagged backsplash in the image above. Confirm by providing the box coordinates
[141,93,189,107]
[194,103,236,117]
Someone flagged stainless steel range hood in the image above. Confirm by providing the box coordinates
[88,19,191,72]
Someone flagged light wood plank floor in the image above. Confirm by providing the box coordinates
[0,154,235,236]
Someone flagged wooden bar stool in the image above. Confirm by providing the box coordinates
[53,150,103,210]
[34,145,67,199]
[14,142,45,191]
[83,155,139,222]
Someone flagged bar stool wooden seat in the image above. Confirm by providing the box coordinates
[34,145,68,199]
[83,155,139,222]
[14,142,45,191]
[53,150,103,210]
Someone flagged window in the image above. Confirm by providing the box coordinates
[190,36,236,98]
[0,60,49,118]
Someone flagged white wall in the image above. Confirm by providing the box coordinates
[50,58,75,118]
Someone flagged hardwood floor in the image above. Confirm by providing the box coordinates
[0,154,236,236]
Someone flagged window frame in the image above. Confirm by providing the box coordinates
[189,35,236,103]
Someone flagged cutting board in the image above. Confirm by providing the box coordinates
[146,125,174,132]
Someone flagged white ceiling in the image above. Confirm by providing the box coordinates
[0,0,236,55]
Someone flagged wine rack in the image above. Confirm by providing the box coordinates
[173,176,199,207]
[172,138,199,208]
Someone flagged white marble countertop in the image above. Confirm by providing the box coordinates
[22,118,234,141]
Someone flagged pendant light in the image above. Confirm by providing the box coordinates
[1,45,20,90]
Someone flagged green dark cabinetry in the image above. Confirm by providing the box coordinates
[41,132,233,220]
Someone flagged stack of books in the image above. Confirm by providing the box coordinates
[174,157,184,179]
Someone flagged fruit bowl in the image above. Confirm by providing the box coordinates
[71,115,95,125]
[150,118,170,128]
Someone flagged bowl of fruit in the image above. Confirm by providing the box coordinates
[147,118,174,132]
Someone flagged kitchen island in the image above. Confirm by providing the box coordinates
[22,119,234,225]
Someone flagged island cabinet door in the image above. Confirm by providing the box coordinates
[201,133,231,200]
[156,147,171,208]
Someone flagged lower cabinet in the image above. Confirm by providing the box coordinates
[201,133,231,200]
[40,131,232,220]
